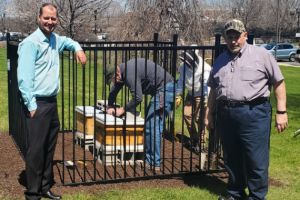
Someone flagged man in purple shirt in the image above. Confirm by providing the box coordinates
[206,19,288,200]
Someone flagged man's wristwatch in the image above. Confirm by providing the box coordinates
[276,110,287,114]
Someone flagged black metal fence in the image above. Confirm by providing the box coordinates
[7,33,243,186]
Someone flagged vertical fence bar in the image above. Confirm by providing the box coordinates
[7,33,12,135]
[199,48,206,171]
[72,52,76,182]
[88,50,92,106]
[170,34,178,173]
[123,50,128,179]
[60,52,65,184]
[247,33,254,44]
[179,47,186,172]
[93,48,98,181]
[153,33,158,64]
[82,61,87,182]
[214,33,222,60]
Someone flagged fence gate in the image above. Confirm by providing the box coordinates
[7,33,248,186]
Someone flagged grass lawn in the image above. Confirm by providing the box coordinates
[0,47,8,132]
[1,46,300,199]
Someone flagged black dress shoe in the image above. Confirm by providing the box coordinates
[41,190,62,200]
[218,195,236,200]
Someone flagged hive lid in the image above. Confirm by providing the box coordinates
[95,112,144,126]
[95,113,124,125]
[75,106,102,117]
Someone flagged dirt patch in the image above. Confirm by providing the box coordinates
[269,177,285,187]
[0,132,285,199]
[0,132,225,199]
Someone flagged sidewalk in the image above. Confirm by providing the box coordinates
[279,61,300,68]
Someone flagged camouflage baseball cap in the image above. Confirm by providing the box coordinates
[224,19,246,34]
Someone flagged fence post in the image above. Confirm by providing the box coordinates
[214,32,222,60]
[171,34,178,77]
[7,32,12,135]
[153,33,158,63]
[169,34,178,142]
[247,33,255,44]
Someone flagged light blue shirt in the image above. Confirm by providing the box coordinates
[17,28,82,111]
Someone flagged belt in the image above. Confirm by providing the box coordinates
[218,97,268,107]
[36,96,57,102]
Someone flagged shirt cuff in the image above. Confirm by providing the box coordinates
[27,100,37,112]
[74,43,83,52]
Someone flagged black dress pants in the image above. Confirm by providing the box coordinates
[24,98,60,200]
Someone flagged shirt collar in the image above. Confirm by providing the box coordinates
[226,42,248,60]
[36,27,54,42]
[240,42,248,55]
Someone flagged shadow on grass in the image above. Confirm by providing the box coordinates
[182,172,228,196]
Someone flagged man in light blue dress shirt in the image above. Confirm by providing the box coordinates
[17,3,86,200]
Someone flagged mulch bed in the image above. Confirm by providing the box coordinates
[0,132,229,199]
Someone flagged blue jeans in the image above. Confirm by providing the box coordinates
[217,101,271,200]
[145,82,174,167]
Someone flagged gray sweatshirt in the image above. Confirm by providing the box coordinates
[108,58,173,112]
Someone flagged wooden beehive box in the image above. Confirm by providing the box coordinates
[75,106,102,135]
[95,113,144,146]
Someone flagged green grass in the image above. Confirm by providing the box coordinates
[63,187,216,200]
[1,46,300,199]
[0,47,8,132]
[267,66,300,200]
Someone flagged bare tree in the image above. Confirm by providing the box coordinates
[6,0,300,42]
[0,0,7,32]
[220,0,297,41]
[53,0,112,39]
[7,0,42,34]
[111,0,215,44]
[8,0,112,39]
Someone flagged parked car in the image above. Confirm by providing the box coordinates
[264,43,297,62]
[0,32,5,41]
[295,49,300,62]
[258,43,268,48]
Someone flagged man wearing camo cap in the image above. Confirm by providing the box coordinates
[206,19,288,200]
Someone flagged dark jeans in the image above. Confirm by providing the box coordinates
[217,101,271,200]
[24,98,60,200]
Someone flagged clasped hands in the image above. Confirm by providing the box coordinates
[106,107,125,117]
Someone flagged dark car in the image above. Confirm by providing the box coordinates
[264,43,297,62]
